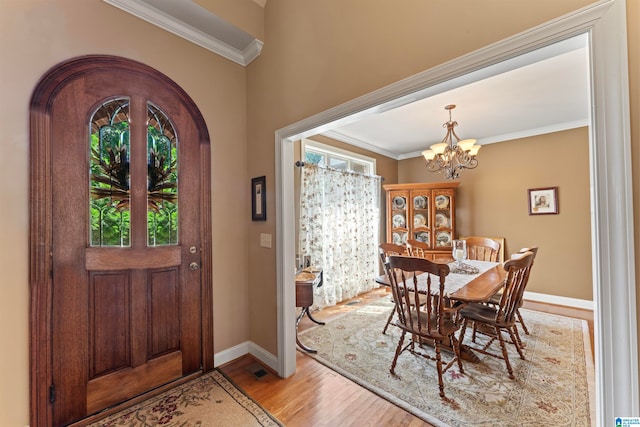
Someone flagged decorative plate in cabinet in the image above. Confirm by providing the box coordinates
[392,214,406,228]
[436,231,452,247]
[414,231,430,244]
[413,214,427,228]
[392,196,406,210]
[435,213,449,228]
[413,196,427,210]
[393,232,408,245]
[435,195,450,209]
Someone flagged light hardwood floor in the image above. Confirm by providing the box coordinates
[220,287,594,426]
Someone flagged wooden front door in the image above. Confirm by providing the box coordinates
[30,56,213,426]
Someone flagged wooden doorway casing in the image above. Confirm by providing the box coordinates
[29,55,213,426]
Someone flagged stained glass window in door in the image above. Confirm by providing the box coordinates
[89,98,131,246]
[147,103,178,246]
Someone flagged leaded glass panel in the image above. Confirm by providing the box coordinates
[147,103,178,246]
[89,98,131,246]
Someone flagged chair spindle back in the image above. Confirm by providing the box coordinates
[388,255,450,336]
[496,251,535,324]
[465,237,501,262]
[406,239,429,258]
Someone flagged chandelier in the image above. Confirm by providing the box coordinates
[421,104,481,179]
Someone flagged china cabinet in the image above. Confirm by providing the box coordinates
[383,182,459,261]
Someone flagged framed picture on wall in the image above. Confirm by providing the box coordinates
[528,187,558,215]
[251,176,266,221]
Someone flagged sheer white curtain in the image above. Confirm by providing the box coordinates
[299,164,381,309]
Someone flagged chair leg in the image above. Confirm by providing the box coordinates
[459,319,469,344]
[516,308,530,335]
[508,327,525,360]
[382,307,395,334]
[495,327,514,379]
[451,333,464,374]
[511,323,525,349]
[434,342,445,398]
[471,320,479,343]
[390,331,406,375]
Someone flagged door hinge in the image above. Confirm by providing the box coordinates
[49,384,56,404]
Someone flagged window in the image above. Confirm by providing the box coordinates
[147,102,179,246]
[302,139,376,175]
[89,98,131,247]
[89,99,179,247]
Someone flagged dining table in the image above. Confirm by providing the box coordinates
[375,259,507,362]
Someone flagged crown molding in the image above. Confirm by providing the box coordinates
[103,0,263,66]
[322,130,401,160]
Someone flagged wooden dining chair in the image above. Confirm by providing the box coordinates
[463,236,502,262]
[379,243,410,334]
[457,251,535,379]
[406,239,429,258]
[386,255,464,398]
[483,246,538,336]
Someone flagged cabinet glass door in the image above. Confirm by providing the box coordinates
[390,193,408,245]
[411,192,430,247]
[433,191,453,248]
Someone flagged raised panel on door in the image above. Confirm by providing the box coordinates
[148,268,180,358]
[89,271,131,378]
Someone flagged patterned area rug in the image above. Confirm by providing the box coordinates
[299,296,595,427]
[89,370,282,427]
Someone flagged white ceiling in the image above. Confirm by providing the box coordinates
[322,33,591,160]
[103,2,590,160]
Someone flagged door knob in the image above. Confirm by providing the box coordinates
[189,262,200,270]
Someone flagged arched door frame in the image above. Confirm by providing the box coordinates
[29,55,214,426]
[276,1,637,425]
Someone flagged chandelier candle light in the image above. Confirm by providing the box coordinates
[422,104,480,179]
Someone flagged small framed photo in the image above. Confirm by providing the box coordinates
[251,176,266,221]
[528,187,558,215]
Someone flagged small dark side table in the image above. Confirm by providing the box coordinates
[295,270,324,353]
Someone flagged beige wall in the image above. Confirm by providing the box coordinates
[399,128,592,300]
[0,1,250,425]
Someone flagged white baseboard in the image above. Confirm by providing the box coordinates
[214,341,279,372]
[523,291,593,311]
